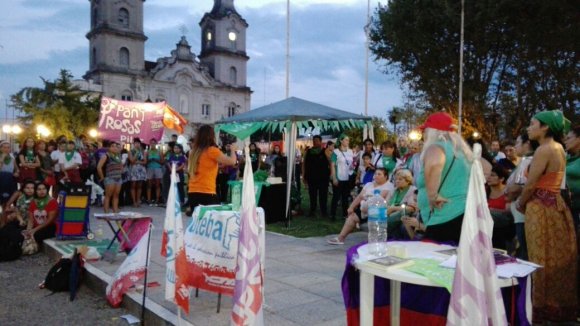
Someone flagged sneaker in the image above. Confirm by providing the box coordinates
[327,237,344,245]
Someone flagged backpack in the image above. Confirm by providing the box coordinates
[44,250,84,300]
[0,222,24,262]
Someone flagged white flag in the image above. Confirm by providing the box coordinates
[106,224,151,307]
[231,146,264,326]
[163,163,189,313]
[447,144,507,325]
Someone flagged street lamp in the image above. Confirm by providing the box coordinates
[408,130,422,141]
[36,124,51,138]
[3,124,22,152]
[88,128,98,138]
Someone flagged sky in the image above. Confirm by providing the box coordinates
[0,0,403,122]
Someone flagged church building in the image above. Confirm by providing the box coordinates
[79,0,251,137]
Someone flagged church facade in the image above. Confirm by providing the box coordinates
[79,0,251,137]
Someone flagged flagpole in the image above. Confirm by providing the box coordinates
[457,0,465,134]
[285,0,290,99]
[140,224,153,326]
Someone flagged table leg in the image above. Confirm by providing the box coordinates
[360,270,374,326]
[390,280,401,326]
[115,220,132,243]
[104,220,118,250]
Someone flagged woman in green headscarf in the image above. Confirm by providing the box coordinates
[517,110,577,322]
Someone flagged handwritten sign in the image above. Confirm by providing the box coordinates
[183,207,264,296]
[98,97,166,143]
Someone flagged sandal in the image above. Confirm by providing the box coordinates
[327,237,344,245]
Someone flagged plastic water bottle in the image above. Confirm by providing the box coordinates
[367,189,388,256]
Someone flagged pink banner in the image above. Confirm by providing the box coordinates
[98,97,166,144]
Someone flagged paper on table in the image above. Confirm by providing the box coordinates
[439,255,457,269]
[120,314,140,324]
[439,255,541,278]
[496,262,540,278]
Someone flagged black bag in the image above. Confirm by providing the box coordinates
[44,250,83,299]
[0,222,24,262]
[44,258,73,292]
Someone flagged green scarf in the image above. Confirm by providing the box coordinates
[25,149,35,162]
[3,154,11,165]
[65,150,75,162]
[132,149,143,161]
[533,110,571,135]
[34,196,50,211]
[382,156,395,169]
[389,186,409,206]
[309,147,322,155]
[108,152,121,163]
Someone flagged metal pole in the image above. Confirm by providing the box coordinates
[458,0,465,134]
[140,225,153,326]
[285,0,290,99]
[364,0,370,117]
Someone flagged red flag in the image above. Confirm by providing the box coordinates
[106,224,151,307]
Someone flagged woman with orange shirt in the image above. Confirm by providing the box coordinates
[186,125,237,216]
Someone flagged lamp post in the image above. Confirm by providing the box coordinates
[3,124,22,153]
[408,130,422,141]
[88,128,98,139]
[36,124,52,139]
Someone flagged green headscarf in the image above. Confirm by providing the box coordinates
[533,110,571,135]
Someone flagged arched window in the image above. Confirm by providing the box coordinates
[179,94,189,114]
[229,67,237,85]
[118,8,129,28]
[92,8,98,27]
[121,90,132,101]
[227,103,238,117]
[119,47,130,67]
[91,47,97,67]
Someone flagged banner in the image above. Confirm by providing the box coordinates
[447,143,507,325]
[106,224,151,307]
[182,207,264,296]
[232,147,265,325]
[98,97,166,144]
[162,163,189,313]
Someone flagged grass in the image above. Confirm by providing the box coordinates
[265,185,346,238]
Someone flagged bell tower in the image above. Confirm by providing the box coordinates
[199,0,249,87]
[85,0,147,82]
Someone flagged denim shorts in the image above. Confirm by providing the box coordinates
[147,168,163,179]
[104,176,122,186]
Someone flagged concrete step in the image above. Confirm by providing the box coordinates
[42,239,189,326]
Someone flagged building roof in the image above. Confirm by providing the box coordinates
[209,0,239,19]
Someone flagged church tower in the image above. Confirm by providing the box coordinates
[199,0,249,87]
[84,0,147,84]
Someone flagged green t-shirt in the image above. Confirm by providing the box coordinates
[416,141,471,227]
[147,149,162,169]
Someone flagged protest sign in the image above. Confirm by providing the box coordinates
[97,97,165,143]
[182,208,264,296]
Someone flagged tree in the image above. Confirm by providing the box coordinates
[388,107,402,134]
[369,0,579,141]
[11,70,101,140]
[344,116,390,148]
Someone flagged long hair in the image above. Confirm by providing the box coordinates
[421,128,473,163]
[188,125,216,177]
[381,140,400,159]
[19,137,37,158]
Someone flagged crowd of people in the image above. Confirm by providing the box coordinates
[0,110,577,322]
[318,111,577,323]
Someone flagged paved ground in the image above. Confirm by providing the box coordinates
[0,253,132,326]
[38,203,368,325]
